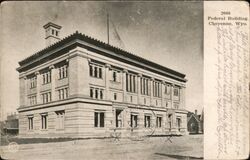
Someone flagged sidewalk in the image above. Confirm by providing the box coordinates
[0,135,203,160]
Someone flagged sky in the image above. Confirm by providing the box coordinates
[0,1,203,120]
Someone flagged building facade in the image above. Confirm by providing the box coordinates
[17,22,188,138]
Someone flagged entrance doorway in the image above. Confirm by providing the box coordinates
[115,109,123,128]
[176,118,181,131]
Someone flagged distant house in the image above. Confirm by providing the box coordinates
[0,121,5,135]
[4,113,19,135]
[187,110,203,134]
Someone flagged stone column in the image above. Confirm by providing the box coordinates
[105,64,111,100]
[137,74,142,105]
[35,71,41,104]
[68,47,89,98]
[49,65,56,101]
[122,69,128,103]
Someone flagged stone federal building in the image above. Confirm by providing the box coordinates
[17,22,188,138]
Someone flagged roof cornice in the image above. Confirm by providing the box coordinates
[17,31,187,82]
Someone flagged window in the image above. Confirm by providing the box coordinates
[55,31,58,36]
[58,65,68,79]
[42,71,51,84]
[130,114,138,128]
[90,87,104,100]
[114,93,117,100]
[89,65,93,76]
[30,76,37,88]
[28,116,33,130]
[156,116,162,128]
[113,71,117,82]
[115,110,123,128]
[89,64,103,78]
[52,29,54,35]
[126,73,136,93]
[95,89,98,99]
[41,92,51,104]
[144,115,151,128]
[153,81,161,97]
[99,68,102,78]
[94,111,105,127]
[29,95,37,105]
[58,88,68,100]
[94,66,98,77]
[100,90,103,99]
[176,117,181,131]
[41,113,48,130]
[141,77,149,95]
[55,110,65,130]
[90,88,93,98]
[174,87,179,96]
[165,84,171,95]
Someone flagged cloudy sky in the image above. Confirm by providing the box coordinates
[0,1,203,120]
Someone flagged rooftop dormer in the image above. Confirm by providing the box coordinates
[43,22,62,47]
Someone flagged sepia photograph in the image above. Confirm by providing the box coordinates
[0,1,204,159]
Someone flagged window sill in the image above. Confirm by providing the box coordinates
[126,92,138,95]
[90,76,103,80]
[94,127,106,129]
[110,80,121,84]
[58,77,68,80]
[42,83,51,85]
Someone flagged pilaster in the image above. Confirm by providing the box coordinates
[122,69,128,102]
[49,65,56,101]
[180,86,186,109]
[68,47,89,98]
[105,64,111,100]
[171,83,174,109]
[19,76,27,107]
[150,78,154,106]
[137,74,142,105]
[161,81,165,108]
[35,71,41,104]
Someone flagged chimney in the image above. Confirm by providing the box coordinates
[43,22,62,46]
[195,110,197,115]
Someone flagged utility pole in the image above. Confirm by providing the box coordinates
[107,12,110,44]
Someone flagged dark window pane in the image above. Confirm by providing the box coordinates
[126,74,128,91]
[113,72,116,81]
[94,67,98,77]
[100,90,103,99]
[130,115,133,127]
[94,112,98,127]
[100,112,104,127]
[89,65,93,76]
[90,88,93,98]
[134,115,137,127]
[99,68,102,78]
[95,89,98,99]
